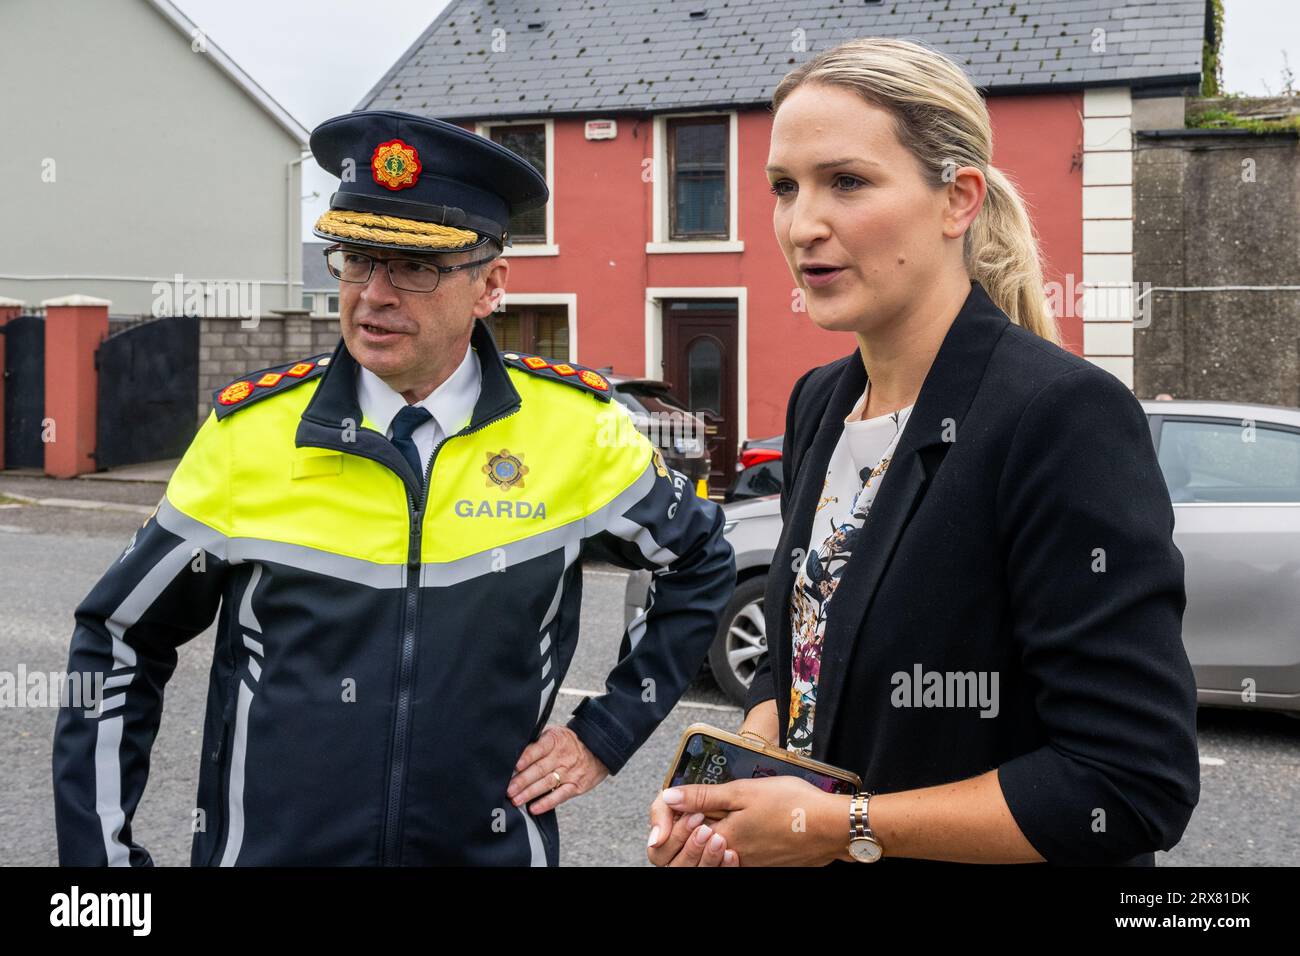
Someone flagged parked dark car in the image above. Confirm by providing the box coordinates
[605,373,711,486]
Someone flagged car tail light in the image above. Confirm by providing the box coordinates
[739,448,782,469]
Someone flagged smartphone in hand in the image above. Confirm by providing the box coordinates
[665,723,860,795]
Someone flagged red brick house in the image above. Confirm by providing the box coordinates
[357,0,1212,485]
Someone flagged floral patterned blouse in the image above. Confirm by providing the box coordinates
[786,385,913,756]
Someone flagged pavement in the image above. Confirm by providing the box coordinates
[1,474,1297,866]
[0,470,168,508]
[76,459,179,484]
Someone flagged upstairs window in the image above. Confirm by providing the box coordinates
[668,116,729,240]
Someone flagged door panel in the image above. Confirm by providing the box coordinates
[1173,503,1300,700]
[3,315,45,469]
[1154,415,1300,704]
[663,300,737,495]
[96,316,199,469]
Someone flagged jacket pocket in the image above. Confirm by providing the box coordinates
[291,451,343,479]
[202,716,232,867]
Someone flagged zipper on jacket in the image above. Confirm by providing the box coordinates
[206,655,240,867]
[204,717,231,866]
[378,405,521,865]
[205,600,244,866]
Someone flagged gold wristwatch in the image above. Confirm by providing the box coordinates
[848,791,883,863]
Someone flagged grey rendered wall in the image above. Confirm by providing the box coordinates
[0,0,303,316]
[1133,131,1300,407]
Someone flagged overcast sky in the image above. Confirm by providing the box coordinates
[171,0,1299,233]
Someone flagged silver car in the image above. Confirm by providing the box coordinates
[624,399,1300,713]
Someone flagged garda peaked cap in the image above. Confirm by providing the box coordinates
[310,110,549,254]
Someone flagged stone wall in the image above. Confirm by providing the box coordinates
[198,314,341,420]
[1133,130,1300,407]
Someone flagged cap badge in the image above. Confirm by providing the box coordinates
[371,139,422,191]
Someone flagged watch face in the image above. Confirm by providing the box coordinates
[850,838,883,863]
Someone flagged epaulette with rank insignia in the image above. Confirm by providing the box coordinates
[212,354,332,420]
[501,352,613,402]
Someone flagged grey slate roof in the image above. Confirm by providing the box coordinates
[357,0,1210,118]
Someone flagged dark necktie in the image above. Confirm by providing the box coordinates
[390,405,432,481]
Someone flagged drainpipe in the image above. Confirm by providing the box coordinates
[286,153,310,311]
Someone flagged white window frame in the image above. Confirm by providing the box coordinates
[476,119,558,257]
[648,112,743,254]
[644,286,747,444]
[493,292,578,362]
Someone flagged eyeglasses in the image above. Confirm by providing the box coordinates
[323,244,497,293]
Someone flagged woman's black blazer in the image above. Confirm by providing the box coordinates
[746,280,1200,866]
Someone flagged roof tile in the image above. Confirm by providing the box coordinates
[357,0,1208,116]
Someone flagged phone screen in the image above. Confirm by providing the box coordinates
[669,733,856,794]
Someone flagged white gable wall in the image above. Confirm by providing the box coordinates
[0,0,306,315]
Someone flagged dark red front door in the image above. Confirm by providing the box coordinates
[663,300,738,497]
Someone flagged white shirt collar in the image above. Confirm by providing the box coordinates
[355,344,481,439]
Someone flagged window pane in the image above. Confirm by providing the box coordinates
[326,295,339,315]
[489,124,547,242]
[484,313,522,352]
[485,307,567,359]
[1158,420,1300,502]
[534,311,569,360]
[670,119,727,238]
[302,294,314,311]
[687,338,722,415]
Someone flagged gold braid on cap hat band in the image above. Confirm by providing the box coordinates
[314,209,482,249]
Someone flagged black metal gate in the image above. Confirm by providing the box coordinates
[3,314,46,469]
[95,315,199,470]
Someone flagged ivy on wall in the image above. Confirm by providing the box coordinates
[1202,0,1224,96]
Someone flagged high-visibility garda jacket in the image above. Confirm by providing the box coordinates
[52,319,735,865]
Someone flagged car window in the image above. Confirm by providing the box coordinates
[728,461,783,501]
[1157,418,1300,503]
[610,389,647,415]
[618,384,690,416]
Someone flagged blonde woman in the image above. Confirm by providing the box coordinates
[647,38,1199,867]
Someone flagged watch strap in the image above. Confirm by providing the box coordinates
[849,791,881,862]
[851,791,877,840]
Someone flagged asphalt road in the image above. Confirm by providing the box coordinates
[1,481,1297,866]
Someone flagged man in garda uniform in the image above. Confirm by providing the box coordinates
[52,111,735,865]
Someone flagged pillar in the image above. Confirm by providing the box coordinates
[42,295,110,478]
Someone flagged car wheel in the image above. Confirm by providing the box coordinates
[709,575,768,707]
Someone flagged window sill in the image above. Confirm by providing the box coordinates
[504,243,560,257]
[646,240,744,254]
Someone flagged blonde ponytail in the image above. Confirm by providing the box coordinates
[773,38,1060,345]
[969,166,1058,343]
